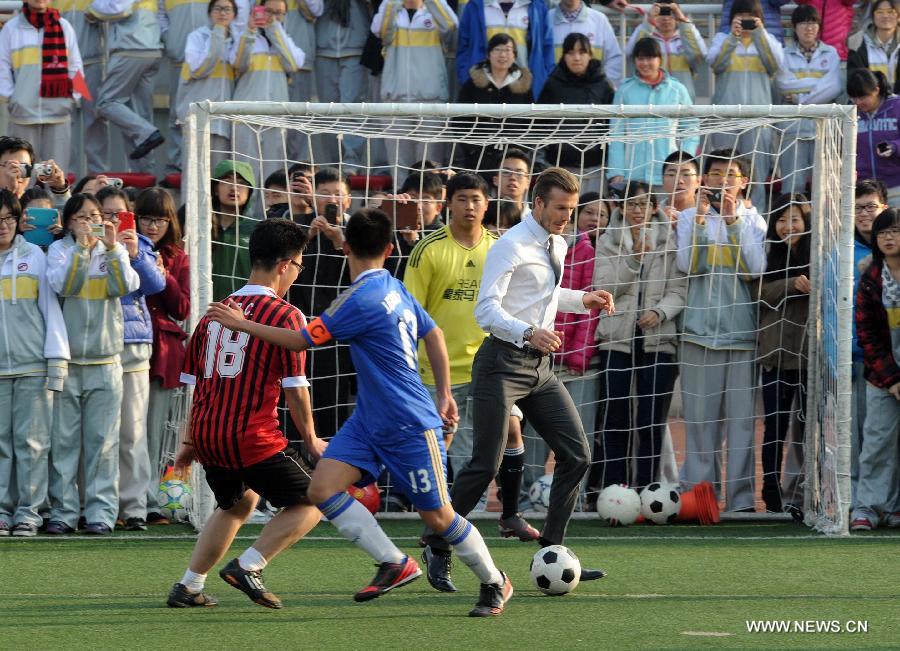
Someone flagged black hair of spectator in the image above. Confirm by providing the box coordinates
[790,3,820,26]
[847,68,890,100]
[484,199,522,231]
[61,193,100,232]
[869,208,900,264]
[71,175,97,195]
[486,33,517,60]
[0,137,35,165]
[663,150,700,175]
[632,36,662,60]
[410,159,440,171]
[345,208,393,259]
[703,148,750,179]
[579,191,600,208]
[625,181,657,207]
[856,178,889,203]
[446,171,490,202]
[249,217,308,269]
[400,171,444,198]
[501,148,531,171]
[561,32,593,61]
[287,162,315,178]
[20,186,52,208]
[314,166,349,190]
[136,187,183,250]
[765,193,811,275]
[265,170,288,189]
[96,186,132,211]
[207,0,237,15]
[124,186,141,204]
[728,0,764,24]
[0,189,23,231]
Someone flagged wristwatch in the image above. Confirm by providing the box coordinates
[523,327,535,343]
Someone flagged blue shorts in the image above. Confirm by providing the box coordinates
[324,417,449,511]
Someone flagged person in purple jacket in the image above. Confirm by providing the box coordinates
[849,68,900,207]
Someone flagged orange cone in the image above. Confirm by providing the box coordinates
[675,481,720,525]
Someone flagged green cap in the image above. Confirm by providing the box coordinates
[212,159,256,187]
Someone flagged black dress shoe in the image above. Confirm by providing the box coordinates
[130,130,165,160]
[422,545,457,592]
[580,567,608,581]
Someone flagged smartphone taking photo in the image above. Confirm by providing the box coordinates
[380,198,420,231]
[117,211,136,233]
[22,207,59,247]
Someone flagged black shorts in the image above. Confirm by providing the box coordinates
[204,446,313,511]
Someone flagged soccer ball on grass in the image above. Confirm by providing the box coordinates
[157,479,192,522]
[640,482,681,524]
[596,484,642,526]
[530,545,581,595]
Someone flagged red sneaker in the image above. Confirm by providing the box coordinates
[353,556,422,602]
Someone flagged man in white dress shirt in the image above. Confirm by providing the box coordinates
[421,168,615,585]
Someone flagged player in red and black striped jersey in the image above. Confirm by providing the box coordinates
[166,219,326,611]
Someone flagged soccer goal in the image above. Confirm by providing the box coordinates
[182,101,856,535]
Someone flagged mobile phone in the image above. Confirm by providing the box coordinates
[107,177,124,189]
[117,210,135,232]
[90,223,105,238]
[252,5,267,22]
[877,141,891,154]
[381,198,420,231]
[324,203,339,224]
[740,18,757,30]
[659,5,673,15]
[22,207,58,247]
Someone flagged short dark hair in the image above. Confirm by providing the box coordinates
[135,187,182,249]
[501,148,531,172]
[264,170,288,189]
[561,32,592,62]
[96,186,132,211]
[663,150,700,175]
[0,189,23,228]
[847,68,890,100]
[287,162,315,179]
[533,167,579,204]
[345,208,393,259]
[314,167,349,190]
[20,186,52,208]
[856,178,888,203]
[484,199,522,231]
[870,208,900,264]
[72,175,98,195]
[486,32,517,60]
[791,3,820,26]
[446,172,490,202]
[400,171,444,198]
[703,148,750,178]
[207,0,237,15]
[248,218,308,269]
[632,36,662,60]
[728,0,764,24]
[0,136,35,164]
[62,193,101,231]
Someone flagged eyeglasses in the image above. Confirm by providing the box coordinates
[100,210,121,222]
[706,171,743,180]
[663,171,698,178]
[855,202,884,214]
[71,213,103,224]
[490,47,515,55]
[138,216,171,227]
[500,167,527,178]
[626,201,651,210]
[876,227,900,239]
[284,259,304,273]
[0,215,17,228]
[211,5,234,12]
[265,8,285,17]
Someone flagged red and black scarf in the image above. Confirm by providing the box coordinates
[21,2,72,99]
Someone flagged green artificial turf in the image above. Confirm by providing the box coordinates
[3,520,898,650]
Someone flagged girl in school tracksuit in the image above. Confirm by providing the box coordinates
[231,0,304,181]
[0,3,83,173]
[848,69,900,207]
[848,0,900,90]
[45,194,140,535]
[707,0,784,210]
[175,0,239,169]
[371,0,458,170]
[0,190,69,537]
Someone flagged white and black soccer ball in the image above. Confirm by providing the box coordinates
[530,545,581,595]
[528,474,553,512]
[596,484,642,526]
[158,479,192,522]
[640,482,681,524]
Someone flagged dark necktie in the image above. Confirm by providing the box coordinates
[547,237,561,287]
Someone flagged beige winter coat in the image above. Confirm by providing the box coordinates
[592,208,687,355]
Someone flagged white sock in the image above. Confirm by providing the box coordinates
[180,569,207,593]
[318,492,405,564]
[238,546,268,572]
[440,514,503,585]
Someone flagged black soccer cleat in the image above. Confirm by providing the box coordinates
[579,567,608,581]
[219,558,283,609]
[422,545,457,593]
[353,555,421,602]
[469,572,513,617]
[166,583,218,608]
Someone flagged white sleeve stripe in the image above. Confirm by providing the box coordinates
[282,375,310,388]
[179,372,197,386]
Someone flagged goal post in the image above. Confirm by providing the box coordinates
[182,101,856,535]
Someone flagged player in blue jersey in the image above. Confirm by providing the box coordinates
[207,209,514,617]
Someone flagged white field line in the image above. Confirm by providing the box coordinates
[2,534,888,542]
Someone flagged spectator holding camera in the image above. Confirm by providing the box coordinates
[0,0,84,175]
[97,186,165,531]
[718,0,790,43]
[626,2,707,101]
[0,189,69,537]
[45,193,140,535]
[135,187,189,525]
[0,137,71,210]
[848,68,900,207]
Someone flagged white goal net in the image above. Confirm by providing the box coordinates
[182,101,855,535]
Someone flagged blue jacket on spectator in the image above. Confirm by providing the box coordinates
[456,0,554,99]
[853,230,873,363]
[122,233,165,345]
[718,0,790,43]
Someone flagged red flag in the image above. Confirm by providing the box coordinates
[72,70,92,102]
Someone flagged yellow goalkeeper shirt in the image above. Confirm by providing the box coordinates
[404,224,498,386]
